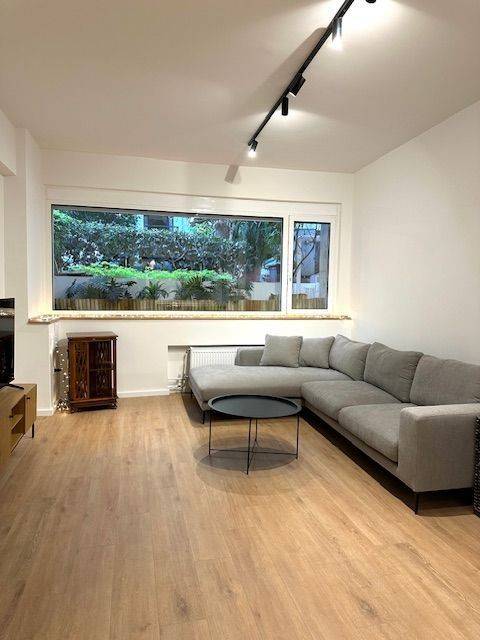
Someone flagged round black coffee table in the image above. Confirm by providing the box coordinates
[207,394,302,474]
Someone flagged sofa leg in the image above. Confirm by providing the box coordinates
[202,410,206,424]
[413,492,420,514]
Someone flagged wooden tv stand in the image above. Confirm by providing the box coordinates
[0,384,37,470]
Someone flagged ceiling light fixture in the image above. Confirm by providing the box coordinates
[331,17,343,51]
[288,75,306,97]
[247,0,377,156]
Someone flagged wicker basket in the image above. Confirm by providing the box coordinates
[474,417,480,517]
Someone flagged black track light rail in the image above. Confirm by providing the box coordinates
[248,0,372,148]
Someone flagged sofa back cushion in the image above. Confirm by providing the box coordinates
[364,342,423,402]
[329,335,370,380]
[410,355,480,405]
[299,337,334,369]
[259,334,302,368]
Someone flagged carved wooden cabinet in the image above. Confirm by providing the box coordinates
[67,332,117,411]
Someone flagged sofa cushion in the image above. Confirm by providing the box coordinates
[338,403,415,462]
[260,334,302,368]
[301,380,400,421]
[364,342,423,403]
[410,355,480,406]
[299,337,334,368]
[329,335,370,380]
[189,365,350,402]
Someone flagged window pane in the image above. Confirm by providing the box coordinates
[52,207,282,312]
[291,221,330,310]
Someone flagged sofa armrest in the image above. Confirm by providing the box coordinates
[235,347,264,366]
[397,404,479,492]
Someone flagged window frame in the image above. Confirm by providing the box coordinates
[47,190,340,316]
[285,213,338,316]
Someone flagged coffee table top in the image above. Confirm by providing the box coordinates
[208,394,301,419]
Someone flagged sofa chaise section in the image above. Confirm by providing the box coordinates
[189,364,350,411]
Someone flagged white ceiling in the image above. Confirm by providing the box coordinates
[1,0,479,173]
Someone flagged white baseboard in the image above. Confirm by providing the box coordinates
[38,407,55,416]
[117,388,170,398]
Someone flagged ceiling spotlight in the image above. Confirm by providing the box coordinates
[288,75,306,97]
[331,17,343,51]
[281,96,289,116]
[248,140,258,158]
[365,1,377,3]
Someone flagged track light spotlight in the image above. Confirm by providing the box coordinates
[332,17,343,50]
[247,0,378,154]
[288,75,306,97]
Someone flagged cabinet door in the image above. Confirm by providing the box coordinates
[0,412,10,468]
[25,386,37,432]
[69,341,90,401]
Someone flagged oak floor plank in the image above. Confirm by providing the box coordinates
[0,394,479,640]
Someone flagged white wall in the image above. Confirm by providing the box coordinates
[0,107,16,176]
[3,129,55,413]
[352,100,480,363]
[0,176,4,297]
[38,151,354,404]
[0,106,17,296]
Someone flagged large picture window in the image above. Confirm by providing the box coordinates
[52,207,283,312]
[51,202,337,315]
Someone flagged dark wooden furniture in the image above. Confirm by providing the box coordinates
[67,332,117,411]
[474,417,480,517]
[0,384,37,470]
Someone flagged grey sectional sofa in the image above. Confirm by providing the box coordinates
[189,335,480,510]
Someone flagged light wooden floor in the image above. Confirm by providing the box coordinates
[1,395,480,640]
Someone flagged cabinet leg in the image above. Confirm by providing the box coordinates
[31,423,35,438]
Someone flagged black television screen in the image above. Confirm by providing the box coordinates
[0,298,14,385]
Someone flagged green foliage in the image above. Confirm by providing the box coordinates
[175,274,212,301]
[64,276,136,301]
[174,273,252,308]
[67,262,236,284]
[191,218,282,279]
[137,281,168,300]
[53,210,247,276]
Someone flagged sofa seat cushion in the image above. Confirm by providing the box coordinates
[338,403,415,462]
[301,380,400,421]
[189,365,350,402]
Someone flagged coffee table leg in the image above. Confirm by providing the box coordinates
[254,418,258,445]
[246,418,252,474]
[296,414,300,459]
[209,411,212,455]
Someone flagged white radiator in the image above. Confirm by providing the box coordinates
[189,346,239,369]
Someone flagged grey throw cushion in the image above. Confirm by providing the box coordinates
[364,342,423,402]
[259,334,302,368]
[410,355,480,406]
[299,337,334,368]
[329,335,370,380]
